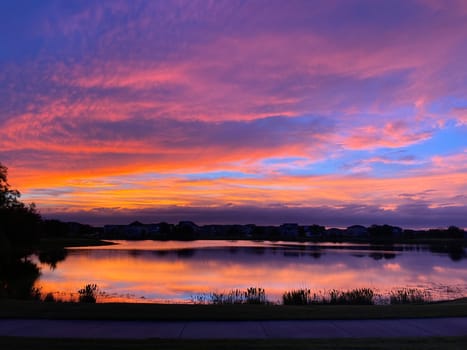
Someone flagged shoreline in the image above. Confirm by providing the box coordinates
[1,298,466,321]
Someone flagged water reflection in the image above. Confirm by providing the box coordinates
[34,240,467,303]
[38,248,68,270]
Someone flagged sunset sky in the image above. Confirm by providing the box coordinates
[1,0,466,227]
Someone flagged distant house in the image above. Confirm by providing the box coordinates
[103,225,124,237]
[303,225,326,237]
[279,223,300,238]
[240,224,256,237]
[202,225,230,237]
[326,228,345,237]
[177,221,200,236]
[103,223,151,239]
[146,224,161,236]
[391,226,403,237]
[121,221,146,238]
[346,225,368,237]
[66,221,95,236]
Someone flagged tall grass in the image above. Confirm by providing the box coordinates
[390,288,431,304]
[245,287,267,304]
[329,288,374,305]
[282,288,375,305]
[78,284,98,303]
[196,287,268,305]
[282,289,312,305]
[32,285,436,306]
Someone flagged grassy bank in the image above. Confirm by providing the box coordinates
[37,237,115,249]
[1,336,467,350]
[1,298,466,321]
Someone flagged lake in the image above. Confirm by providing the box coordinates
[33,240,467,303]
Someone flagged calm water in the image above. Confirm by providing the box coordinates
[33,240,467,303]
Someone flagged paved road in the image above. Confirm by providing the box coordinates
[1,318,466,339]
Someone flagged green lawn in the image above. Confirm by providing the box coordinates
[1,336,466,350]
[1,298,466,321]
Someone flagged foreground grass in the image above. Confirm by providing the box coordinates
[1,298,466,321]
[1,336,466,350]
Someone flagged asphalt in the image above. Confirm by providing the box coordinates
[0,318,467,339]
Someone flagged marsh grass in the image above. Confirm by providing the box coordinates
[78,284,98,303]
[390,288,431,304]
[282,288,375,305]
[208,287,267,305]
[15,283,459,307]
[329,288,375,305]
[282,289,312,305]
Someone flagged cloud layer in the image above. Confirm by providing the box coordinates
[0,0,466,227]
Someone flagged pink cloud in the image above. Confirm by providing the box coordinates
[384,263,402,272]
[452,108,467,126]
[343,121,432,150]
[1,1,466,227]
[430,151,467,173]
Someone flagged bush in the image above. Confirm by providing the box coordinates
[43,292,56,302]
[0,259,41,299]
[30,287,42,301]
[390,288,430,304]
[78,284,98,303]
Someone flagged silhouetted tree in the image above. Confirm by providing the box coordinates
[174,221,198,240]
[0,163,21,209]
[38,248,68,270]
[41,219,69,238]
[129,220,144,226]
[158,222,171,233]
[0,162,42,298]
[447,226,465,239]
[368,224,394,240]
[252,226,265,239]
[0,259,40,299]
[0,163,41,249]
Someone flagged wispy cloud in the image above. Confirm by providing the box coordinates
[1,0,466,226]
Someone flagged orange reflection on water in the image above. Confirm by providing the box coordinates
[34,241,467,303]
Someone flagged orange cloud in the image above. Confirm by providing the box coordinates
[2,0,466,228]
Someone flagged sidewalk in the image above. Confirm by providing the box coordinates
[1,318,466,339]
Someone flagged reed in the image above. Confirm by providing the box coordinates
[77,284,98,303]
[282,288,312,305]
[390,288,431,304]
[199,287,268,305]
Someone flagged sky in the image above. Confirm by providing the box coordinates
[0,0,466,228]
